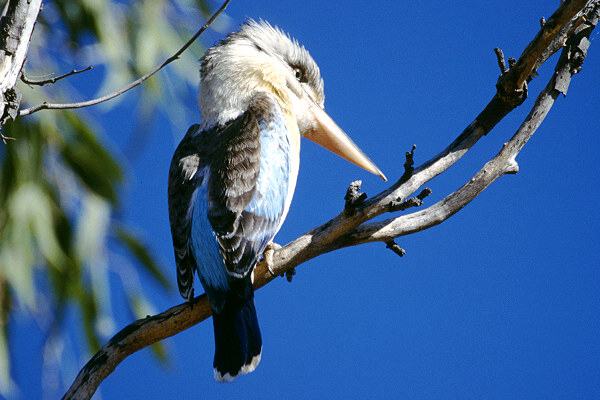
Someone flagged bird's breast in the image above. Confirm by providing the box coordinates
[279,109,300,227]
[246,107,300,230]
[281,109,301,227]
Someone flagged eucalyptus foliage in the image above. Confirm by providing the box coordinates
[0,0,214,395]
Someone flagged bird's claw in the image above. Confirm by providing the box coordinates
[263,242,281,276]
[186,288,195,309]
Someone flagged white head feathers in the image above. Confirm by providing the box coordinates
[199,19,324,128]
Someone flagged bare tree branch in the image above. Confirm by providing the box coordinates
[499,0,592,95]
[17,0,231,117]
[20,66,94,86]
[343,8,599,247]
[63,1,599,399]
[0,0,42,135]
[494,47,508,74]
[247,0,596,281]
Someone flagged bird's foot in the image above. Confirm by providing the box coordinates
[186,288,196,309]
[263,242,281,276]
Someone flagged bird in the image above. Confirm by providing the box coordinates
[168,19,386,382]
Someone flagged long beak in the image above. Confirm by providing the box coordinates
[304,103,387,181]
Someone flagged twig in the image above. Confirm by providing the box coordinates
[385,240,406,257]
[20,66,93,86]
[18,0,231,117]
[399,144,416,184]
[497,0,589,99]
[416,188,433,201]
[344,180,367,215]
[494,48,508,74]
[388,188,432,212]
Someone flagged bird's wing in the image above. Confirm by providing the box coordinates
[170,94,291,299]
[207,94,291,278]
[168,123,208,300]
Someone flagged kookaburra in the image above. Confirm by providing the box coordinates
[168,20,385,382]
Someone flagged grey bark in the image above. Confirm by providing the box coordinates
[63,1,600,399]
[0,0,41,127]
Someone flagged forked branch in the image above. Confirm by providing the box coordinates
[17,0,231,117]
[63,1,599,399]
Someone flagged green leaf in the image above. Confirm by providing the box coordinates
[0,280,14,397]
[7,184,69,271]
[0,326,14,397]
[74,194,111,263]
[59,113,123,205]
[77,286,101,352]
[61,145,119,204]
[0,0,213,394]
[0,236,36,310]
[51,1,101,44]
[115,225,171,291]
[47,186,77,269]
[0,183,57,310]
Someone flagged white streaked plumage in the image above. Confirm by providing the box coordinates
[199,19,324,129]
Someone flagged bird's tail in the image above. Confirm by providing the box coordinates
[212,278,262,382]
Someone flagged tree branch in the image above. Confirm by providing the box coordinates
[0,0,42,132]
[343,7,599,246]
[63,1,599,399]
[17,0,231,117]
[20,66,94,86]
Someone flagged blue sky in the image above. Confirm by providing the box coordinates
[9,1,600,399]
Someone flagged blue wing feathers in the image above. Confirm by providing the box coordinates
[186,94,292,303]
[190,176,230,297]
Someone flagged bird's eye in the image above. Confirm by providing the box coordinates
[293,67,306,83]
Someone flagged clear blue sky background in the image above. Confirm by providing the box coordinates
[9,1,600,399]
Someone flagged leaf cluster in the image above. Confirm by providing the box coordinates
[0,0,213,395]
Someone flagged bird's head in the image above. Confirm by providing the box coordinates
[200,20,386,181]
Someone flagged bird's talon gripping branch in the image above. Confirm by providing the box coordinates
[344,180,368,216]
[385,240,406,257]
[263,242,281,277]
[186,288,195,308]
